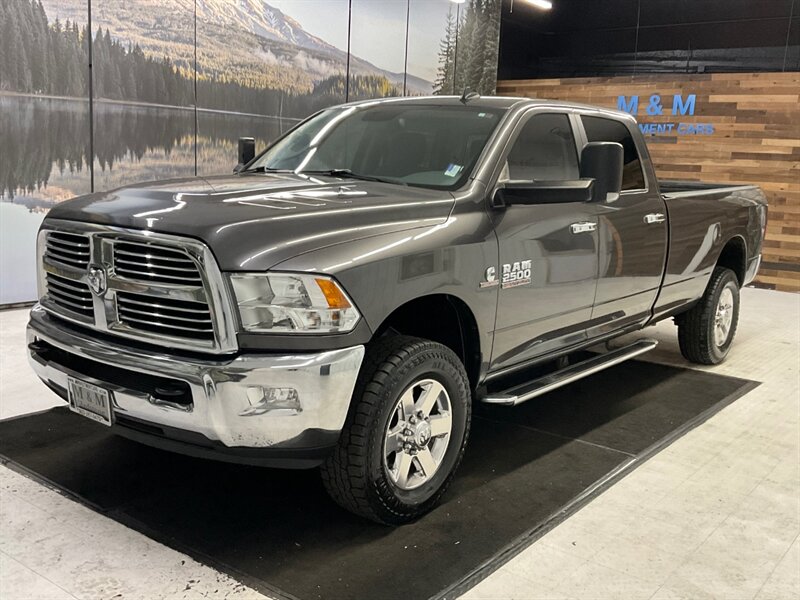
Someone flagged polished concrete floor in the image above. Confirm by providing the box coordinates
[1,287,798,600]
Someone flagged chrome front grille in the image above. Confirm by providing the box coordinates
[116,291,215,341]
[113,241,204,286]
[45,231,90,269]
[45,273,94,319]
[37,221,237,354]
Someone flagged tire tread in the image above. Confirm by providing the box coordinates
[677,266,739,365]
[321,334,470,524]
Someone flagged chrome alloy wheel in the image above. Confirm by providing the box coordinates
[714,287,735,347]
[383,378,453,491]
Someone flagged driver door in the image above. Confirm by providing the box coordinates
[488,111,600,373]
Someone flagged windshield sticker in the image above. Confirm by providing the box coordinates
[444,164,464,177]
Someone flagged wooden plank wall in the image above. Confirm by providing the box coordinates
[497,72,800,292]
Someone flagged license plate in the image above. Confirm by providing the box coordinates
[67,377,112,426]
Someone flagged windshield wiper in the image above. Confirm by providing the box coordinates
[242,166,293,174]
[302,169,407,186]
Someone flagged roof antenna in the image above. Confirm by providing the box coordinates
[460,88,480,104]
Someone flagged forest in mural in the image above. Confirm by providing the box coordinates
[0,0,501,304]
[0,0,87,96]
[0,0,405,117]
[435,0,502,96]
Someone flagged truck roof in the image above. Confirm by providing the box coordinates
[343,95,632,119]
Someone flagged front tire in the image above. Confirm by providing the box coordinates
[321,335,471,525]
[677,267,740,365]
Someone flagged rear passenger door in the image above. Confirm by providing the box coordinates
[577,115,668,336]
[489,111,600,373]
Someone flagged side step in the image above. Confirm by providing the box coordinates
[482,339,658,406]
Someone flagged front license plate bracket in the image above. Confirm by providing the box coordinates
[67,376,113,426]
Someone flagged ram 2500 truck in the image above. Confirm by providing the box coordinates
[27,96,767,524]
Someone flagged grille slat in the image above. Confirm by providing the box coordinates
[115,258,198,273]
[115,241,193,260]
[114,266,202,284]
[45,232,90,269]
[113,241,203,286]
[49,295,92,314]
[117,313,215,333]
[46,275,89,294]
[118,304,212,324]
[48,283,92,304]
[46,237,90,250]
[45,254,88,268]
[46,243,90,257]
[114,249,195,264]
[112,295,211,315]
[45,273,93,318]
[116,291,214,341]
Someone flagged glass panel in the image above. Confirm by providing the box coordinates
[348,0,407,100]
[452,0,502,95]
[581,116,646,190]
[89,0,196,191]
[0,0,91,304]
[506,114,579,181]
[196,0,349,176]
[407,0,454,95]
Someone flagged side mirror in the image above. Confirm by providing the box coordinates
[234,137,256,173]
[580,142,623,202]
[494,179,595,206]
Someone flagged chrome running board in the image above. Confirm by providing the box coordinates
[482,339,658,406]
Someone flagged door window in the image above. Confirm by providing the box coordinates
[505,113,579,181]
[580,116,646,190]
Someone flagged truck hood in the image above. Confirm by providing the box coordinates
[46,173,455,271]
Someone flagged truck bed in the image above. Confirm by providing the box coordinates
[659,180,759,199]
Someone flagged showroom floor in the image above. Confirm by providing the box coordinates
[1,287,798,600]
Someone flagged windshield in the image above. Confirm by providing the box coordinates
[248,103,505,190]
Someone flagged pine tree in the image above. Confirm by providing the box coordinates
[0,9,21,91]
[454,1,476,94]
[123,58,137,99]
[479,0,501,94]
[466,0,488,91]
[434,7,456,95]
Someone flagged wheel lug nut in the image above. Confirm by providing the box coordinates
[409,416,417,424]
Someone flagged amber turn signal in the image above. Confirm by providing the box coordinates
[315,278,352,309]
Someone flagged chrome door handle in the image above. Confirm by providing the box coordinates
[570,222,597,234]
[644,213,666,224]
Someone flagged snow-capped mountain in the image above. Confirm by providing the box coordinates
[38,0,433,93]
[196,0,341,57]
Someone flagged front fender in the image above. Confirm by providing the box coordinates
[274,211,499,368]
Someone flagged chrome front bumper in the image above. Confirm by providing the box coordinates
[27,305,364,458]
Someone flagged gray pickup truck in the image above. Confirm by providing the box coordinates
[27,96,767,524]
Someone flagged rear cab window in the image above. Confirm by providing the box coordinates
[580,116,647,191]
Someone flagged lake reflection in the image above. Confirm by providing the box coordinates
[0,94,295,303]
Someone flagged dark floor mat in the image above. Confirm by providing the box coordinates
[0,360,756,600]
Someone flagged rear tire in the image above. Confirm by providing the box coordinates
[676,267,740,365]
[321,335,471,525]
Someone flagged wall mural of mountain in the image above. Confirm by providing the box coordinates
[0,0,501,304]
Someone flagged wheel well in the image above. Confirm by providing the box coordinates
[717,237,747,286]
[375,295,481,390]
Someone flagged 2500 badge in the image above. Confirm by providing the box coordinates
[481,260,532,289]
[501,260,532,288]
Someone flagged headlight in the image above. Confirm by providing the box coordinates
[229,273,360,333]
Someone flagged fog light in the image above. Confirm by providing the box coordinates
[241,386,301,416]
